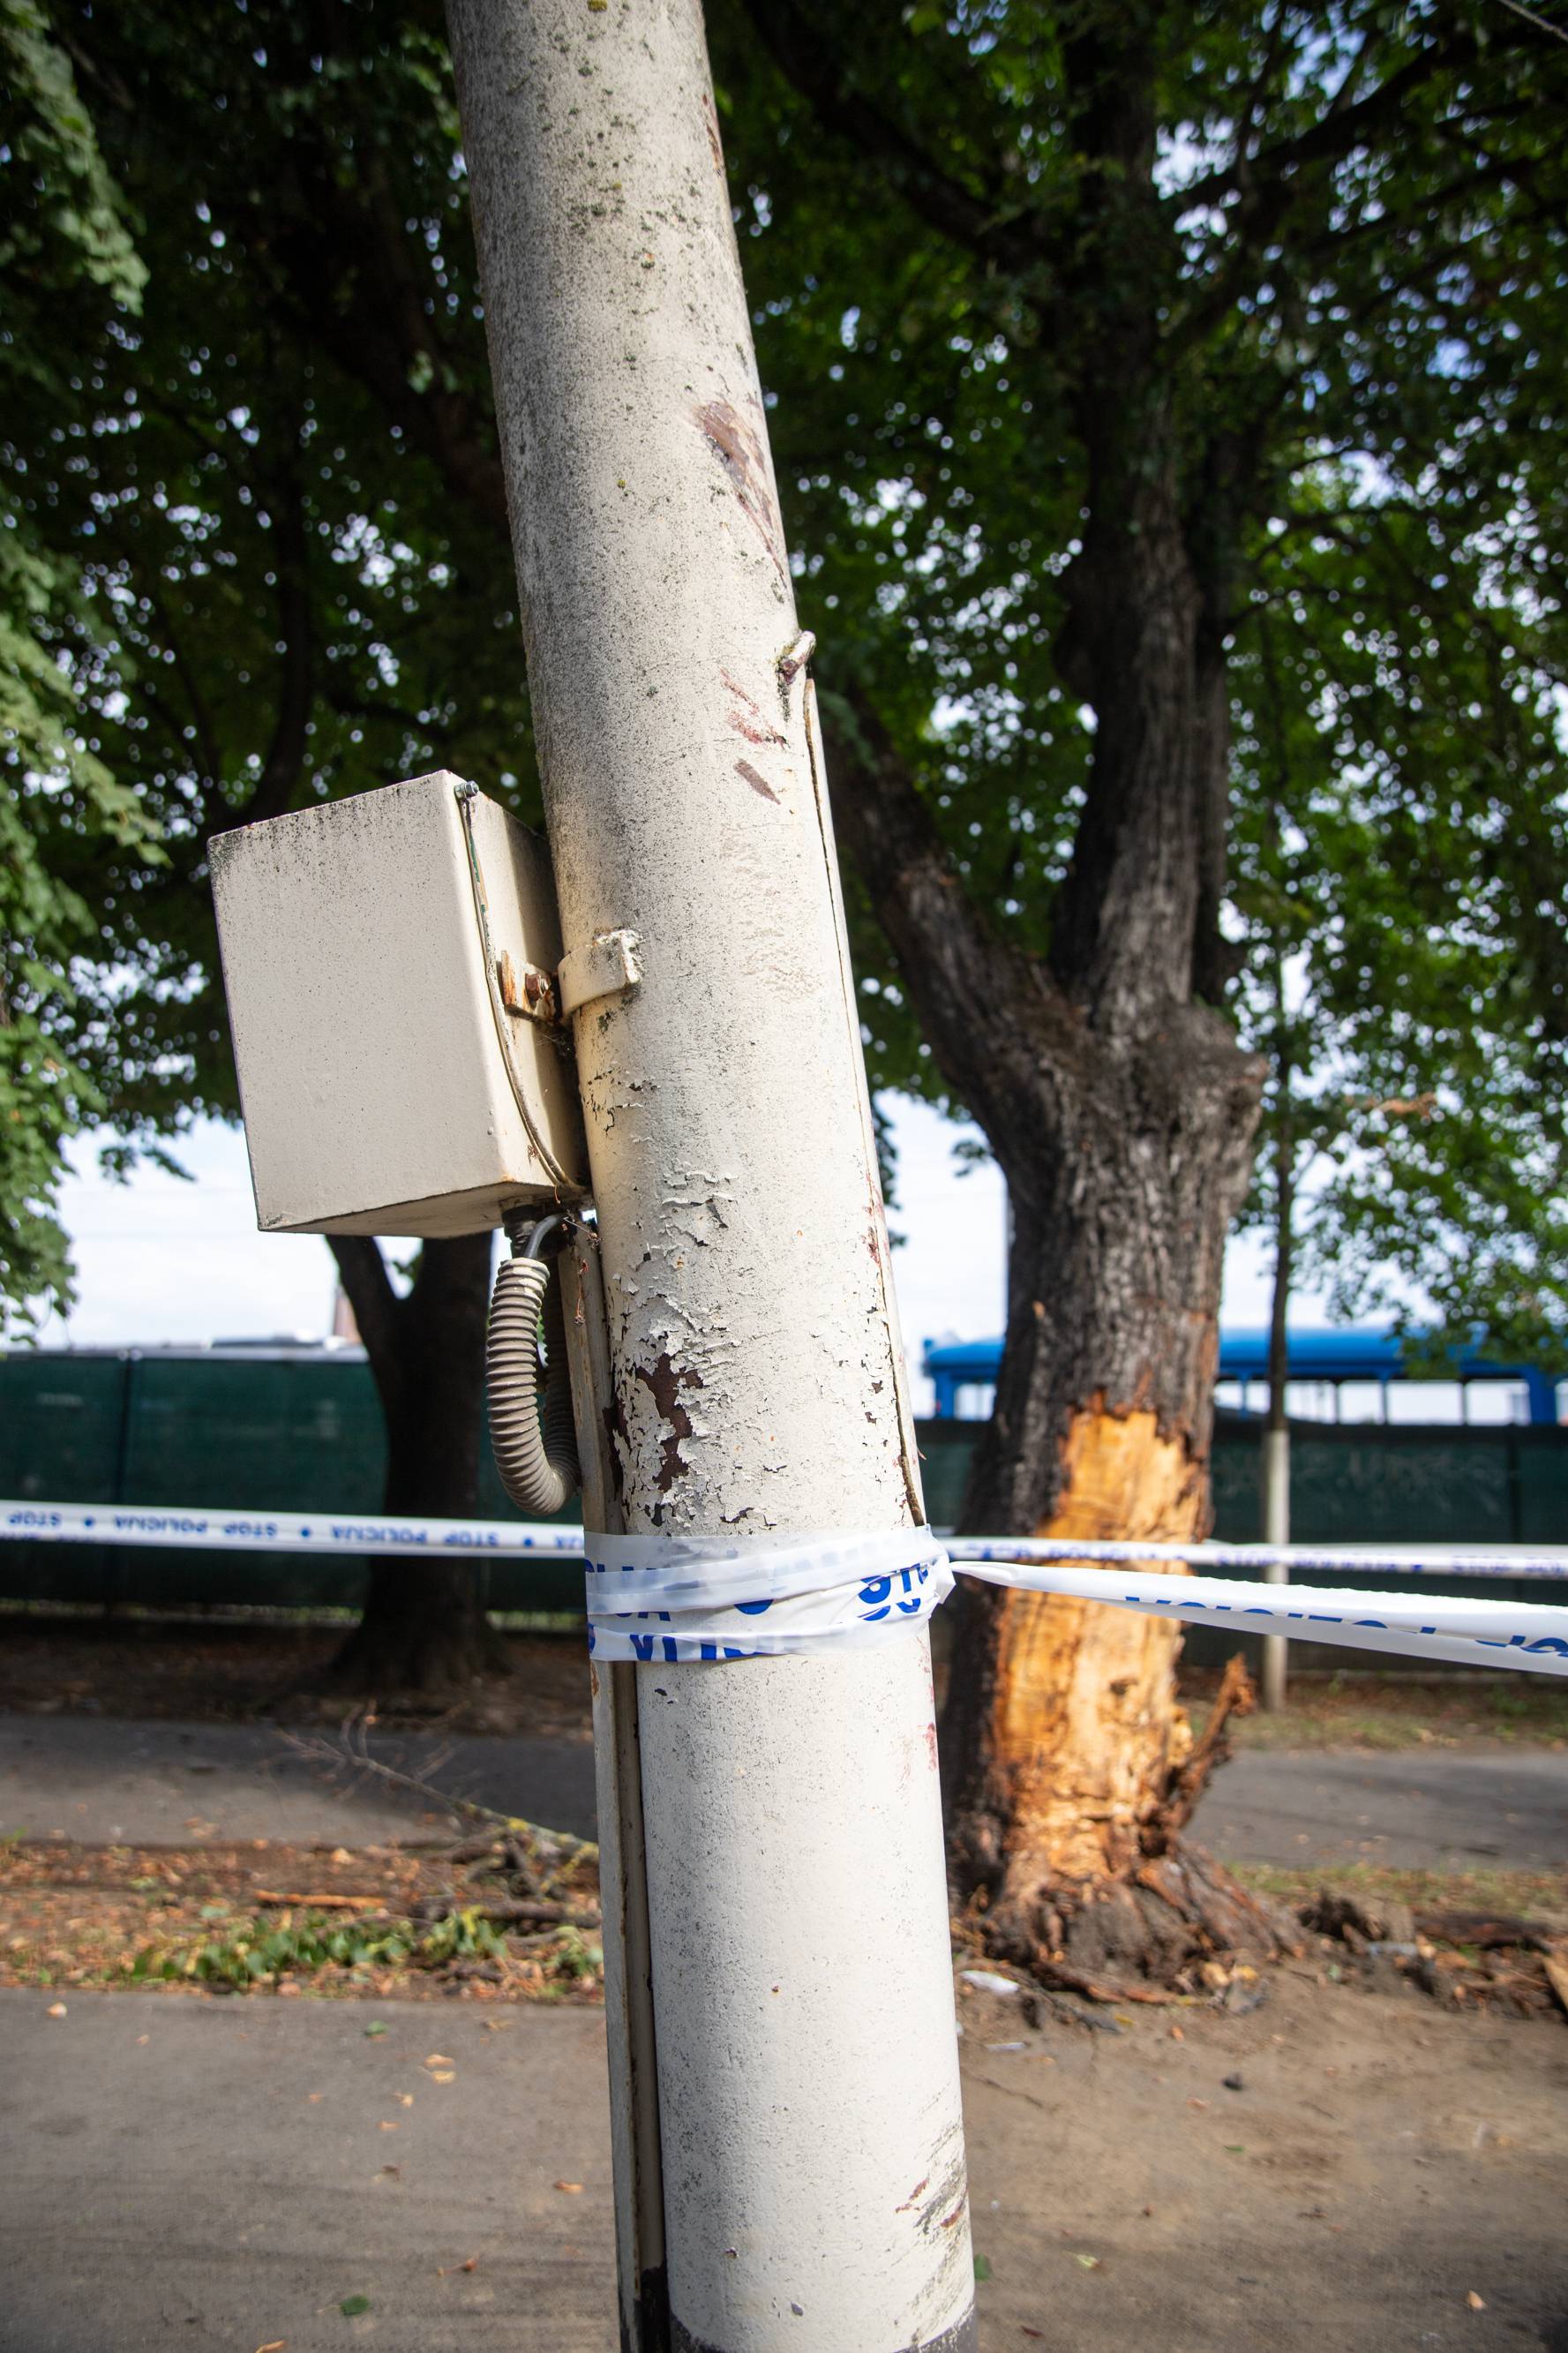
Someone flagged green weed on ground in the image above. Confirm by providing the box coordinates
[1234,1860,1568,1927]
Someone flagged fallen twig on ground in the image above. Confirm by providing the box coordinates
[274,1720,598,1871]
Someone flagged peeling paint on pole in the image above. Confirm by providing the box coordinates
[446,2,975,2345]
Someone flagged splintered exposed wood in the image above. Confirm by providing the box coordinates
[254,1890,386,1910]
[981,1403,1204,1885]
[1544,1951,1568,2019]
[945,1403,1280,1995]
[1145,1651,1257,1853]
[1415,1909,1561,1953]
[1038,1964,1181,2006]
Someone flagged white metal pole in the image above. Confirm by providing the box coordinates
[1260,1426,1289,1712]
[445,6,977,2349]
[560,1231,667,2353]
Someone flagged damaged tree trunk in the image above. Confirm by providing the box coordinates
[940,988,1266,1990]
[324,1230,510,1696]
[824,455,1271,1993]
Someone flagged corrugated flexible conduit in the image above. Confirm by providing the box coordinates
[487,1214,581,1515]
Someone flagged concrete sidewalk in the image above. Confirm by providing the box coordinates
[3,1974,1566,2352]
[3,1709,1564,1869]
[0,1990,614,2352]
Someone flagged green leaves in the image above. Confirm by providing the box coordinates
[711,1,1568,1316]
[2,3,532,1330]
[132,1905,509,1988]
[1229,455,1568,1372]
[0,2,166,1334]
[6,0,1565,1359]
[0,0,146,331]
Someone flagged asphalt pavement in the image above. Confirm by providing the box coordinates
[2,1710,1564,1870]
[0,1713,598,1847]
[0,1988,614,2352]
[1193,1746,1568,1874]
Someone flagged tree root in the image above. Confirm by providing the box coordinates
[964,1652,1301,2003]
[319,1606,515,1700]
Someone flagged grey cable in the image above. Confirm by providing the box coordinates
[487,1241,581,1516]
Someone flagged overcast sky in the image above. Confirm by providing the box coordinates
[38,1094,1301,1416]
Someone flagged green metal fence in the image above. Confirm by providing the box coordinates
[4,1353,1564,1644]
[918,1414,1568,1547]
[0,1350,581,1612]
[918,1417,1567,1668]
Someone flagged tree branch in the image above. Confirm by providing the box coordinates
[1171,28,1474,219]
[259,160,509,537]
[245,458,316,825]
[122,570,224,808]
[328,1235,404,1413]
[741,0,1047,279]
[817,682,1082,1154]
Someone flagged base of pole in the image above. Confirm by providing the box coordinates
[671,2309,979,2353]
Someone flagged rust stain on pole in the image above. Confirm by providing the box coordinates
[634,1352,703,1492]
[734,758,779,802]
[696,399,788,585]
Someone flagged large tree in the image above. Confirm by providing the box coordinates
[22,4,1567,1884]
[706,0,1568,1981]
[20,0,527,1686]
[1,0,162,1334]
[1225,434,1568,1463]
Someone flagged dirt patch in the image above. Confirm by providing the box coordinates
[1237,1860,1568,1925]
[10,1614,1564,1757]
[0,1612,594,1737]
[0,1833,603,2005]
[962,1962,1568,2351]
[3,1972,1565,2351]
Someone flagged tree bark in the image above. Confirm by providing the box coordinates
[245,4,1274,1965]
[824,458,1270,1989]
[325,1229,511,1696]
[939,1080,1263,1986]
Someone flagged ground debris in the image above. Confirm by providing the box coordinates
[0,1835,603,2005]
[1146,1654,1257,1849]
[0,1613,593,1737]
[1301,1881,1567,2020]
[1301,1889,1416,1949]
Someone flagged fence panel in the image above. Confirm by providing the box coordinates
[3,1359,1564,1639]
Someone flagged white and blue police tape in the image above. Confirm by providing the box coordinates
[582,1530,952,1661]
[950,1536,1568,1581]
[5,1500,1568,1673]
[949,1549,1568,1677]
[0,1499,585,1560]
[581,1531,1568,1672]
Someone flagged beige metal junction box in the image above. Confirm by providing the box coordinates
[210,772,589,1237]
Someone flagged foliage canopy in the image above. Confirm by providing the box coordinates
[4,0,1566,1372]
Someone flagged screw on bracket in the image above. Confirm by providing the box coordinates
[497,949,561,1025]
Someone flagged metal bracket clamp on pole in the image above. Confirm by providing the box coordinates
[495,931,644,1026]
[457,776,642,1034]
[558,928,642,1020]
